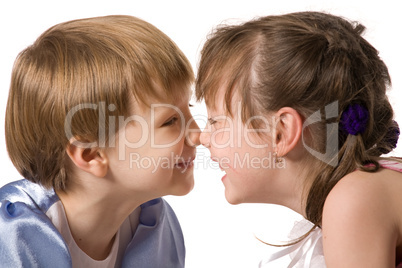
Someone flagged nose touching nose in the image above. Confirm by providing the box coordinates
[199,125,211,148]
[185,118,201,147]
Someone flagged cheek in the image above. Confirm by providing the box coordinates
[123,129,145,144]
[221,145,272,175]
[211,126,233,148]
[153,126,185,146]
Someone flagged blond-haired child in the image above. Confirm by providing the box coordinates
[1,15,199,267]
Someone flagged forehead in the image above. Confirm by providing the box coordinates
[207,85,225,113]
[133,82,192,113]
[207,82,241,117]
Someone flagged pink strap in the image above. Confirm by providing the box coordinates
[378,159,402,173]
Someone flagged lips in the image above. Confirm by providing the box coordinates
[222,174,227,181]
[174,161,194,169]
[174,156,195,169]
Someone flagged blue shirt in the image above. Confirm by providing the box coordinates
[0,179,185,268]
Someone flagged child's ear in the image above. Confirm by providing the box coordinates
[273,107,303,157]
[66,139,109,178]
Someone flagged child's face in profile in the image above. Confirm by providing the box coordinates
[105,84,200,199]
[200,86,283,205]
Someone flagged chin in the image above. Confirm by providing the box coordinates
[171,175,194,196]
[224,191,244,205]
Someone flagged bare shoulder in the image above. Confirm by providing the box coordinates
[324,168,402,221]
[325,168,399,208]
[322,168,402,267]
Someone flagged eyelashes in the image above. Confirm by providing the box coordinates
[162,116,179,127]
[208,118,217,125]
[161,103,194,127]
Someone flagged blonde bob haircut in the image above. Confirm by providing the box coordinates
[5,15,194,190]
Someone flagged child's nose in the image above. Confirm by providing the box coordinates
[185,118,201,147]
[199,126,211,148]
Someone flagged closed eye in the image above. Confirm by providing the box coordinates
[162,116,179,127]
[208,118,217,125]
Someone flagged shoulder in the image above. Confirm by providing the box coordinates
[139,197,182,231]
[324,167,402,220]
[0,180,71,267]
[0,179,59,212]
[122,198,185,267]
[324,169,392,211]
[322,169,399,267]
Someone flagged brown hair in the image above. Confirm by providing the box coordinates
[5,15,194,190]
[196,11,396,226]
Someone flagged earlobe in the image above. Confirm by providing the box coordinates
[274,107,303,157]
[66,139,109,178]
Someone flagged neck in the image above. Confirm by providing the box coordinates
[281,166,310,219]
[271,153,313,219]
[56,177,144,260]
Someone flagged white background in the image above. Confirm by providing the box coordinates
[1,1,401,267]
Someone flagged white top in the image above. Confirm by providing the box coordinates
[260,160,402,267]
[259,219,326,268]
[46,201,140,268]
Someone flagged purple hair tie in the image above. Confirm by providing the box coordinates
[340,104,369,135]
[378,120,400,154]
[389,120,400,149]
